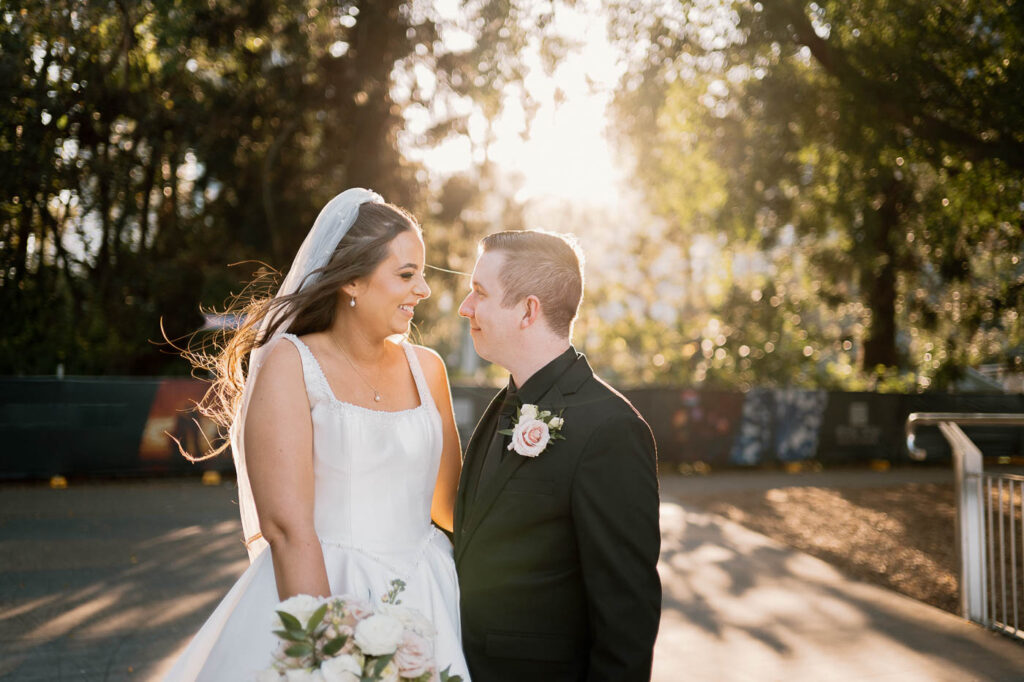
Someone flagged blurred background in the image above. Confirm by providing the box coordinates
[2,0,1024,476]
[4,3,1024,679]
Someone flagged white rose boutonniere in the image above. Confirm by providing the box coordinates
[500,404,566,458]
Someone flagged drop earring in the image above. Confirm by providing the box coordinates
[350,296,356,308]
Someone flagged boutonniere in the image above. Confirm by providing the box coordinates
[500,404,565,458]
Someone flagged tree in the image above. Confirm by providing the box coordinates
[610,0,1024,388]
[0,0,543,375]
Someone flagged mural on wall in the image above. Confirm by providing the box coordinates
[3,378,1022,479]
[658,389,745,464]
[138,379,223,464]
[728,388,828,465]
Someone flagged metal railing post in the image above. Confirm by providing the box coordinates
[936,421,987,622]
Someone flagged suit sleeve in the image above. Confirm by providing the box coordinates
[571,412,661,681]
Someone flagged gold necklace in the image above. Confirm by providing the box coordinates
[331,337,385,403]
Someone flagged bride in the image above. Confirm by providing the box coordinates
[166,188,470,680]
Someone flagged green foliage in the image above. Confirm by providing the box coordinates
[305,603,328,634]
[609,0,1024,390]
[382,578,406,605]
[0,0,537,376]
[276,609,304,634]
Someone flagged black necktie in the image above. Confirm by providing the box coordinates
[475,392,519,497]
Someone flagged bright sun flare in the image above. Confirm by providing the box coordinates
[410,1,627,207]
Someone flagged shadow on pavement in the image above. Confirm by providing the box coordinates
[655,501,1024,681]
[0,481,247,681]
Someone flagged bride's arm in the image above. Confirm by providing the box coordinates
[416,346,462,533]
[245,340,331,600]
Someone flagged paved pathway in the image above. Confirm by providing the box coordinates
[652,499,1024,681]
[2,473,1024,680]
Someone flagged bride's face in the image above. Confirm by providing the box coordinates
[350,229,430,336]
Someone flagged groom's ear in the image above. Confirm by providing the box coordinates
[520,295,542,329]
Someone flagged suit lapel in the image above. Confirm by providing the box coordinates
[455,388,505,536]
[456,355,593,565]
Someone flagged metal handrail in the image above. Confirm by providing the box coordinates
[904,411,1024,631]
[905,413,1024,460]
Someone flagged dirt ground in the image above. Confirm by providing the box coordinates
[683,482,963,614]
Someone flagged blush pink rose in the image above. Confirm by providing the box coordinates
[338,596,374,623]
[510,418,550,457]
[393,630,434,678]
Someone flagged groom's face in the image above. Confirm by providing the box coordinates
[459,250,521,365]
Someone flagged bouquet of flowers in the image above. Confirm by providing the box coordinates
[259,580,462,682]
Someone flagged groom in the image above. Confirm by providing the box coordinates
[454,230,661,681]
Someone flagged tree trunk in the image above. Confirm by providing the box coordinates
[861,252,898,370]
[860,177,902,370]
[345,0,411,205]
[12,200,33,284]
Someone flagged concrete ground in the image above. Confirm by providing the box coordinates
[2,472,1024,681]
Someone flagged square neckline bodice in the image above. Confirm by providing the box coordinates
[281,333,434,417]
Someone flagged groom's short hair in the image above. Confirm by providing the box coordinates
[480,229,584,338]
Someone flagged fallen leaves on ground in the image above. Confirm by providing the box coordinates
[685,483,960,614]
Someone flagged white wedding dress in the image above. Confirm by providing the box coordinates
[167,334,469,681]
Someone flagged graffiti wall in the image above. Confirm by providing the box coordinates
[0,377,226,478]
[1,377,1023,479]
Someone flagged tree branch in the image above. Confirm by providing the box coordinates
[772,0,1024,171]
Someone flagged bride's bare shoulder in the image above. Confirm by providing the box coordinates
[410,344,447,384]
[251,338,304,398]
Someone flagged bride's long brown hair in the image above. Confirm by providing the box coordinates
[183,201,419,459]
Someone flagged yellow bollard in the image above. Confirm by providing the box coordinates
[49,475,68,489]
[201,470,222,486]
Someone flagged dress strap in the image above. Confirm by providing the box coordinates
[279,333,333,405]
[402,343,437,413]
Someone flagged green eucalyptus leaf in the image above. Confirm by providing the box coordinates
[284,642,313,657]
[273,629,305,642]
[277,610,302,632]
[322,635,348,656]
[306,603,328,633]
[372,653,395,676]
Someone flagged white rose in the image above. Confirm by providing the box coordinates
[320,654,362,682]
[378,604,436,638]
[277,594,324,629]
[394,630,434,679]
[509,418,550,457]
[549,416,563,429]
[519,404,538,420]
[353,614,404,655]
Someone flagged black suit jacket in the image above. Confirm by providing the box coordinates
[454,353,661,681]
